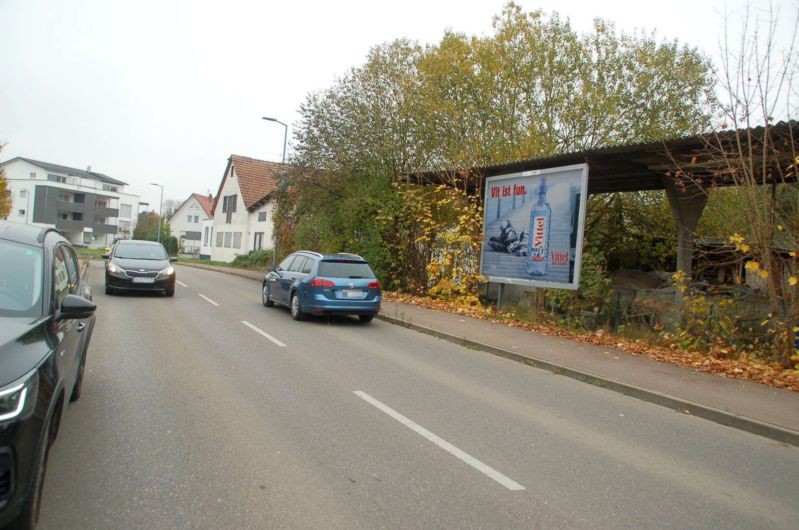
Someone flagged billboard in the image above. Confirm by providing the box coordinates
[480,163,589,290]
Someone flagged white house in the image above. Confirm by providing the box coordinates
[0,157,140,247]
[209,155,281,262]
[168,193,214,254]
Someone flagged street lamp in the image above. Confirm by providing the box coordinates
[150,182,164,244]
[262,116,287,269]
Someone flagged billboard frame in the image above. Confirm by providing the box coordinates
[480,163,589,290]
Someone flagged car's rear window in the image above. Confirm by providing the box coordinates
[317,261,376,279]
[0,240,43,317]
[114,243,167,260]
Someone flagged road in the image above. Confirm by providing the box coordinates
[39,261,799,529]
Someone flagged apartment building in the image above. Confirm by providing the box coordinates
[1,157,140,247]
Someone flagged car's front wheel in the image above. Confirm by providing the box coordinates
[262,283,274,307]
[8,410,54,529]
[290,293,305,321]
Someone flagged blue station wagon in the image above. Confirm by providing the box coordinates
[262,251,381,322]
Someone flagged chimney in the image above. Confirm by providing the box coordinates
[86,165,92,172]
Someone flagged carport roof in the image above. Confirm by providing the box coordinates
[409,121,797,195]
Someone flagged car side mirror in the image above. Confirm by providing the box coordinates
[56,294,97,321]
[169,257,177,263]
[102,253,110,260]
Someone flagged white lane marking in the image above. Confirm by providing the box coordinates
[198,294,220,306]
[241,321,287,348]
[353,391,525,491]
[176,280,189,287]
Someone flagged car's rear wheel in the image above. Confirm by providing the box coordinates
[290,294,305,321]
[262,283,274,307]
[359,314,374,323]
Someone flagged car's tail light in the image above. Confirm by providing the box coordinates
[311,278,335,288]
[368,281,381,289]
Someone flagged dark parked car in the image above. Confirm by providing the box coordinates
[103,240,177,296]
[262,251,381,322]
[0,220,97,529]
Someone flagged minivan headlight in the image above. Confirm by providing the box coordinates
[158,265,175,277]
[0,371,38,422]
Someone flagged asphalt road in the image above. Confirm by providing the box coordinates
[38,262,799,529]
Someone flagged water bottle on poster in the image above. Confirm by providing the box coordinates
[526,177,551,276]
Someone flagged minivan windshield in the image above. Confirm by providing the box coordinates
[114,243,168,260]
[317,261,376,279]
[0,240,43,317]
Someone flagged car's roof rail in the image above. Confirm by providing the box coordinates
[338,252,365,261]
[297,250,324,258]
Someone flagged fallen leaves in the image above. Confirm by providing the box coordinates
[383,291,799,392]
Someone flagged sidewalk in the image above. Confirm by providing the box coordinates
[180,263,799,446]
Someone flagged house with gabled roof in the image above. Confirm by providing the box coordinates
[168,192,214,254]
[207,154,281,262]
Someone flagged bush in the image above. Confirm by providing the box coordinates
[231,249,274,270]
[164,236,179,256]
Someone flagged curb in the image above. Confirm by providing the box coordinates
[376,313,799,448]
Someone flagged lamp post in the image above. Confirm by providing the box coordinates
[150,182,164,244]
[262,116,287,269]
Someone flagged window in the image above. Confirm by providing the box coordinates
[278,255,296,271]
[257,211,267,222]
[289,257,309,273]
[194,216,199,223]
[74,193,85,204]
[53,247,70,309]
[187,215,192,223]
[30,172,37,179]
[19,189,27,199]
[253,232,264,250]
[96,199,107,208]
[18,209,25,217]
[204,227,210,245]
[48,174,67,183]
[58,192,71,202]
[224,232,232,248]
[71,212,83,221]
[222,194,237,223]
[102,184,118,192]
[190,203,197,209]
[120,204,132,218]
[216,232,223,247]
[233,232,241,249]
[119,220,131,232]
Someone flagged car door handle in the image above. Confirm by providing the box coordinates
[77,323,86,332]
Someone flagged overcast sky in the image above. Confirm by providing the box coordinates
[1,0,795,210]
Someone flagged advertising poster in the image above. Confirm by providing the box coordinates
[480,163,589,290]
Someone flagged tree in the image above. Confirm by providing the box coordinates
[281,1,715,295]
[0,144,10,219]
[670,3,798,365]
[132,211,169,243]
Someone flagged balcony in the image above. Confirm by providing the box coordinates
[95,207,119,218]
[54,219,86,232]
[56,200,88,213]
[93,223,119,235]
